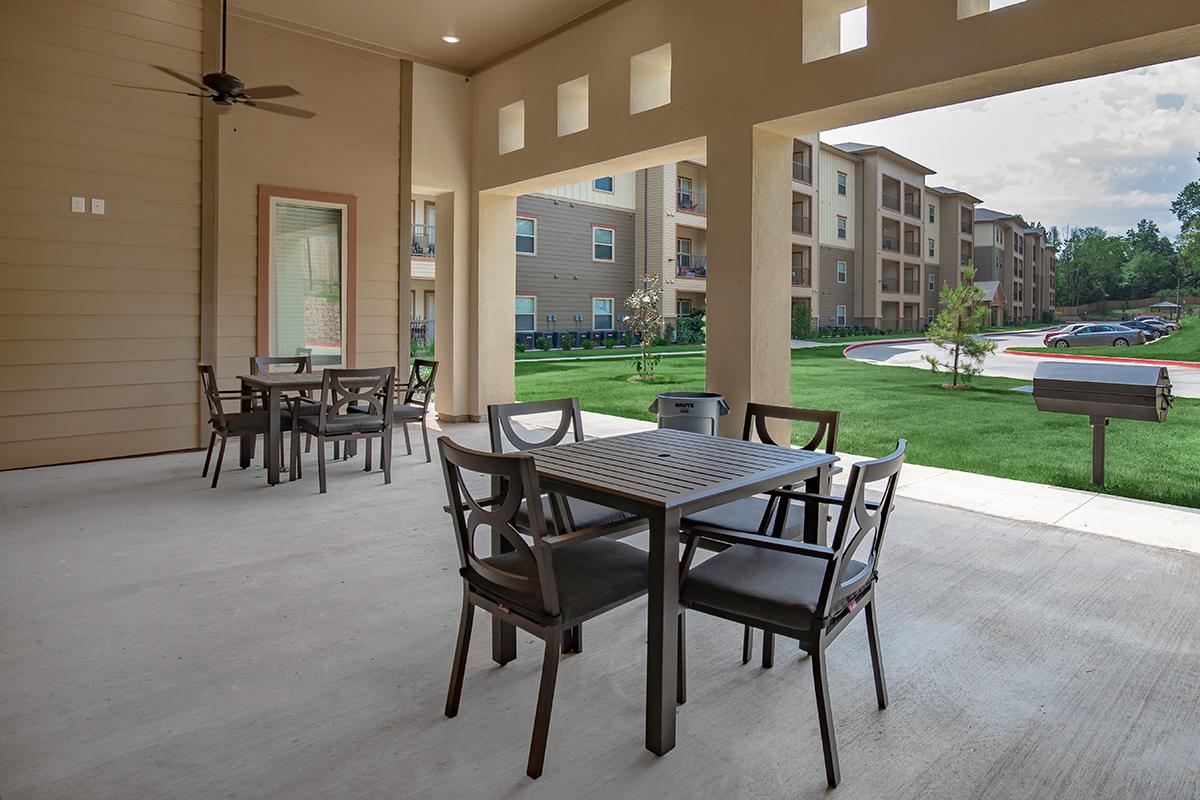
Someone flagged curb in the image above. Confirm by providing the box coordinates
[841,327,1056,358]
[1006,350,1200,369]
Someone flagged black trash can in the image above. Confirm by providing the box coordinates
[649,391,730,436]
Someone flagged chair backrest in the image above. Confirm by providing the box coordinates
[819,440,906,617]
[316,367,395,432]
[487,398,584,454]
[401,358,438,410]
[438,437,561,617]
[742,402,839,454]
[250,355,312,375]
[197,363,228,429]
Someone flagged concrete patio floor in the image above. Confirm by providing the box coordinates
[3,418,1200,799]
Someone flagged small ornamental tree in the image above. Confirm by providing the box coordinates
[923,265,997,388]
[623,272,663,380]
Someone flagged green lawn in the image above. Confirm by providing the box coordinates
[1011,317,1200,362]
[515,347,1200,509]
[515,343,703,361]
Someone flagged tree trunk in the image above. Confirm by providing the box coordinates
[952,314,962,387]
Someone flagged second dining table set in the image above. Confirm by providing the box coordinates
[438,396,907,790]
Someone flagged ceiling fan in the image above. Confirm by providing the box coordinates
[116,0,315,119]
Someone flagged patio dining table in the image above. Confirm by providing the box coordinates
[237,370,379,486]
[518,427,838,756]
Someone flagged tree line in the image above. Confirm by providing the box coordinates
[1054,152,1200,305]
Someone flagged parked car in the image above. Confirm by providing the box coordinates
[1045,324,1146,348]
[1135,315,1181,331]
[1042,323,1089,345]
[1117,320,1165,339]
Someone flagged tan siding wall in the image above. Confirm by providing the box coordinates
[817,148,856,247]
[0,0,204,470]
[215,19,402,386]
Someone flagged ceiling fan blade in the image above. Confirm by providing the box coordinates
[113,83,206,97]
[152,65,210,92]
[244,100,316,119]
[241,85,300,100]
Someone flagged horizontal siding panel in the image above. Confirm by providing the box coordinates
[0,238,197,270]
[0,265,198,294]
[0,135,200,183]
[0,425,199,471]
[0,112,200,163]
[78,0,203,29]
[0,359,199,392]
[0,289,198,317]
[359,279,399,300]
[7,0,202,52]
[0,336,197,366]
[0,402,197,444]
[216,316,255,338]
[0,380,196,417]
[357,316,398,335]
[0,8,201,73]
[0,314,199,341]
[0,160,199,206]
[0,187,198,228]
[0,86,198,141]
[0,214,199,250]
[219,274,257,297]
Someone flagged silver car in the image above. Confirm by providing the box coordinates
[1046,323,1146,348]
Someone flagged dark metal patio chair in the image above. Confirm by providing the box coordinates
[681,403,840,664]
[677,440,906,789]
[251,355,316,454]
[198,363,289,488]
[438,437,648,779]
[488,397,646,653]
[395,358,438,462]
[289,367,395,494]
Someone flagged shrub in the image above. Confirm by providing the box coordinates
[1040,310,1056,324]
[603,338,617,349]
[652,336,669,347]
[790,303,812,339]
[582,338,597,350]
[535,336,552,351]
[560,333,576,351]
[622,333,637,348]
[515,342,527,354]
[677,312,706,344]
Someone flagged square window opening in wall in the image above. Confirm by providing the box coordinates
[803,1,868,64]
[499,100,525,155]
[557,75,589,137]
[958,0,1028,19]
[630,43,671,114]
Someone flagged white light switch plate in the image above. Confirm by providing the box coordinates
[71,196,86,213]
[91,198,106,215]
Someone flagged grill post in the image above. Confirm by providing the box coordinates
[1089,415,1108,488]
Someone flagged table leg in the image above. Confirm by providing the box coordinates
[239,379,253,469]
[646,508,681,756]
[491,526,517,665]
[804,464,832,546]
[267,386,282,486]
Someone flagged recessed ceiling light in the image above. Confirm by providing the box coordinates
[442,35,460,44]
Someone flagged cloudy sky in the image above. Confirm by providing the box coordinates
[824,55,1200,240]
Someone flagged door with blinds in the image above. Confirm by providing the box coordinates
[270,200,347,366]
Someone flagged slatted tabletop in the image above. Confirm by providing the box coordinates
[238,371,382,391]
[530,427,836,511]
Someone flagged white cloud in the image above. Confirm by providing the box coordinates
[824,55,1200,239]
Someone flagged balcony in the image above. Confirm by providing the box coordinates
[904,200,920,218]
[881,277,899,292]
[676,256,708,279]
[411,223,435,258]
[961,219,972,234]
[792,160,812,184]
[904,279,920,295]
[903,241,920,257]
[961,254,971,266]
[882,193,901,212]
[677,190,706,214]
[792,214,812,235]
[791,264,812,287]
[882,236,899,253]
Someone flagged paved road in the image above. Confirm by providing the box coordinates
[844,330,1200,399]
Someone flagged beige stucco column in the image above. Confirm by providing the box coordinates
[467,191,518,419]
[433,190,470,420]
[704,126,795,436]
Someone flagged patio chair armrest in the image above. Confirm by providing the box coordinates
[770,489,846,506]
[441,495,504,515]
[291,396,323,407]
[686,527,836,559]
[542,522,632,548]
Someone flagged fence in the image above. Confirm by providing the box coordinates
[1055,296,1198,317]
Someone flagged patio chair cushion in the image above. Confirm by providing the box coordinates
[683,496,806,537]
[393,404,426,421]
[296,415,387,436]
[473,538,648,621]
[681,545,869,633]
[515,495,638,535]
[217,410,292,435]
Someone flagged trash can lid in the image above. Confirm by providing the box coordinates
[653,391,726,401]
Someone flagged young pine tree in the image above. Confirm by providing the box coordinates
[923,265,997,388]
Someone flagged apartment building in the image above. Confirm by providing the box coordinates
[508,141,1054,340]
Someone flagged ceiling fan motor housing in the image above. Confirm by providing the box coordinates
[203,71,245,102]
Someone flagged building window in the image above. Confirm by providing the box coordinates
[837,215,847,240]
[928,238,935,257]
[928,274,936,292]
[593,176,614,193]
[261,189,356,367]
[515,296,536,332]
[927,308,934,324]
[516,216,537,254]
[677,298,693,316]
[836,304,847,327]
[837,172,847,196]
[592,297,614,330]
[836,260,847,284]
[593,226,615,261]
[676,237,692,271]
[928,204,935,224]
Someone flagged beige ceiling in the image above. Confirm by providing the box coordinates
[231,0,619,73]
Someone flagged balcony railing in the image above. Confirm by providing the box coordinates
[961,220,972,234]
[961,254,971,266]
[792,214,812,235]
[903,241,920,257]
[676,257,708,279]
[904,280,920,295]
[677,191,707,214]
[882,193,901,212]
[412,223,435,258]
[904,200,920,218]
[882,236,899,252]
[792,161,812,184]
[791,265,812,287]
[881,278,899,292]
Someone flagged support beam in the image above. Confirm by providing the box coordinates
[469,192,518,418]
[704,127,794,436]
[198,0,221,417]
[397,59,414,378]
[433,190,470,420]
